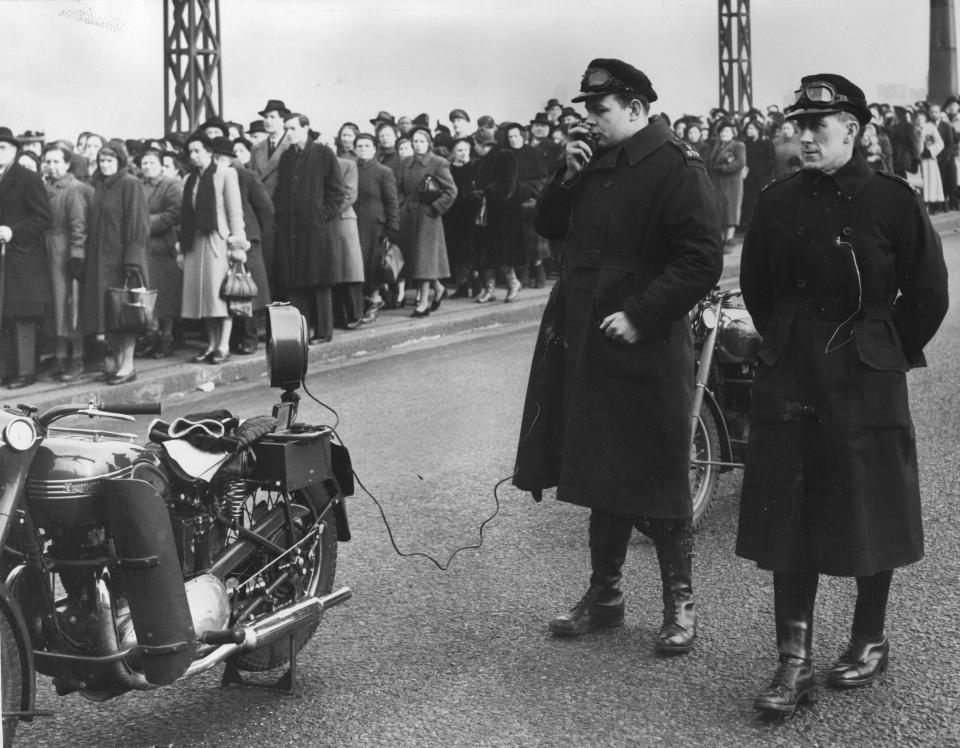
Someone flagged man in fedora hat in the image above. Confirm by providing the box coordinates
[738,73,948,715]
[545,98,563,125]
[528,112,562,169]
[251,99,292,198]
[0,126,53,388]
[247,120,267,146]
[513,58,722,655]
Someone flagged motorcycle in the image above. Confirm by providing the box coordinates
[0,304,353,744]
[688,287,762,527]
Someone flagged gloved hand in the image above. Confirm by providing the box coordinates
[68,257,85,282]
[227,248,248,263]
[227,235,251,253]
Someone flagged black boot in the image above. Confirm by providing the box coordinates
[549,510,632,637]
[828,570,892,689]
[754,571,818,715]
[651,520,696,654]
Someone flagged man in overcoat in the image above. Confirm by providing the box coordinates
[0,127,53,387]
[737,74,948,715]
[513,59,723,654]
[251,99,292,199]
[272,113,345,343]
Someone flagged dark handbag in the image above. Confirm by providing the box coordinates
[373,237,405,284]
[220,260,258,301]
[474,195,488,227]
[106,269,157,335]
[419,174,442,203]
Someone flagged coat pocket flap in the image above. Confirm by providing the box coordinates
[853,319,909,371]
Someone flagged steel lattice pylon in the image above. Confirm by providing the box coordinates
[718,0,753,115]
[164,0,223,137]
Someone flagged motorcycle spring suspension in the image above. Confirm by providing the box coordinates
[221,477,249,524]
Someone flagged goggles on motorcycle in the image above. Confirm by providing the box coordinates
[792,81,855,109]
[166,416,228,439]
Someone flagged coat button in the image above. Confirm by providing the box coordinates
[842,227,853,236]
[603,180,614,188]
[796,226,806,235]
[797,279,806,288]
[811,192,819,199]
[845,195,853,202]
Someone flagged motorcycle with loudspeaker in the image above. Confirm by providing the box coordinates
[688,287,762,528]
[0,304,353,745]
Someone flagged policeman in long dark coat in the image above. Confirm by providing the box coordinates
[738,75,948,715]
[514,60,722,654]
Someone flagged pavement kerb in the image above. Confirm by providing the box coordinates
[10,208,959,412]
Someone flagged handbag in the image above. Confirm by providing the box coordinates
[106,269,157,335]
[227,297,254,318]
[373,237,405,284]
[419,174,442,203]
[220,261,258,301]
[474,195,488,227]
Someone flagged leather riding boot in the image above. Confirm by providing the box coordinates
[549,510,632,637]
[754,571,818,714]
[650,520,697,654]
[828,570,892,689]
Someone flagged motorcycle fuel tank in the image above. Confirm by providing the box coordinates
[26,433,150,527]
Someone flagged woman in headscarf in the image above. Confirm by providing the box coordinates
[138,147,183,358]
[81,141,150,384]
[396,127,457,317]
[336,122,361,161]
[353,133,399,321]
[176,132,247,364]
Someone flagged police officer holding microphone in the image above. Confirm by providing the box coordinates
[737,74,948,714]
[513,59,722,654]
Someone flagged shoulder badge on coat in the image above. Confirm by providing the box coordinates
[667,138,703,165]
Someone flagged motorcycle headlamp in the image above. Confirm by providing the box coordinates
[4,417,37,451]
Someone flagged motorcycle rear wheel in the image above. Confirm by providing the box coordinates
[690,407,721,529]
[230,485,338,672]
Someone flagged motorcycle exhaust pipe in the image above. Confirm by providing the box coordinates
[180,587,352,679]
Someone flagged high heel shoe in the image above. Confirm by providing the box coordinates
[431,287,448,312]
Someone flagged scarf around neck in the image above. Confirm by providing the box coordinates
[181,162,218,246]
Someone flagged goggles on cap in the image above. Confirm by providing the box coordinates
[580,66,631,94]
[792,81,855,109]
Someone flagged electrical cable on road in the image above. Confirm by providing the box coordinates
[301,377,508,571]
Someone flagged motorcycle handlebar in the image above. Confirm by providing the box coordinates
[98,401,162,416]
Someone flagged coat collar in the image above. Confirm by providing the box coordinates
[590,116,673,170]
[805,150,874,199]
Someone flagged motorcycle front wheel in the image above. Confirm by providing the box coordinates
[0,588,30,745]
[690,407,721,529]
[229,484,338,672]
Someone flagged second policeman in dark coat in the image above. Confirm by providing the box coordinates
[513,59,722,653]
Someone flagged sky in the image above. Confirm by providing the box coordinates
[0,0,937,142]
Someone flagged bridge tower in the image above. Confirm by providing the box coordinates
[163,0,223,136]
[929,0,958,104]
[717,0,753,115]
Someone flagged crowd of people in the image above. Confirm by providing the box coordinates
[0,90,956,387]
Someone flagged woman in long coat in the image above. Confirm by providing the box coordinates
[706,121,746,247]
[138,148,182,358]
[474,141,524,303]
[915,110,945,211]
[739,120,775,230]
[397,128,457,317]
[178,133,246,364]
[41,143,91,381]
[505,123,548,288]
[443,137,482,298]
[81,142,149,384]
[353,134,399,319]
[330,156,366,328]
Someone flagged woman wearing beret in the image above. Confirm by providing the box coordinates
[397,128,457,317]
[81,142,150,384]
[707,120,746,248]
[177,133,247,365]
